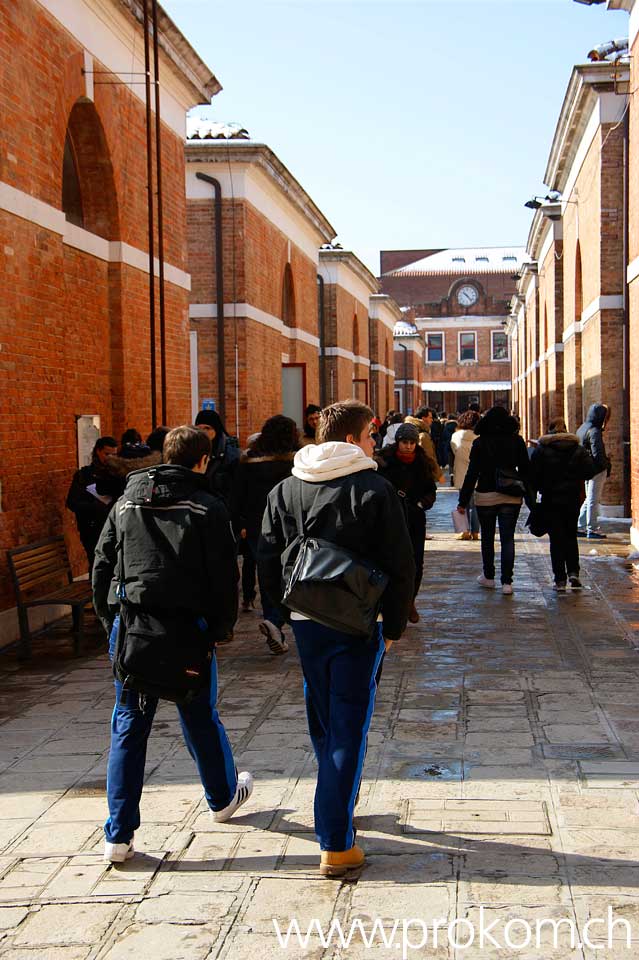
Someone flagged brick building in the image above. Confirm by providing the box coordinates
[318,249,395,415]
[185,135,335,439]
[508,58,630,514]
[0,0,218,643]
[392,320,424,415]
[381,247,524,414]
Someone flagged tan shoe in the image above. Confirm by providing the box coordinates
[319,844,365,878]
[457,532,472,541]
[471,533,480,541]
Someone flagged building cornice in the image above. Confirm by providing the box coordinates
[185,141,336,242]
[319,248,379,295]
[119,0,221,101]
[369,293,404,324]
[544,61,629,192]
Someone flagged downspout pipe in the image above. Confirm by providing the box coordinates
[151,0,167,424]
[398,342,408,413]
[196,171,226,420]
[317,274,326,407]
[142,0,157,428]
[622,111,631,517]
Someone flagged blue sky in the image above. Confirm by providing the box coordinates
[164,0,629,275]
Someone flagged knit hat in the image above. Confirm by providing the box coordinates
[395,423,420,443]
[194,409,227,435]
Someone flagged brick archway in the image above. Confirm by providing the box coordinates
[63,99,120,240]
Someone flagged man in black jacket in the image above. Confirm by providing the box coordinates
[93,426,252,864]
[577,403,611,540]
[259,400,414,878]
[66,436,118,574]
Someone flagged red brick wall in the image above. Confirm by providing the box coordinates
[0,0,192,614]
[630,31,639,537]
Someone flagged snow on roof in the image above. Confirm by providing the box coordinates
[187,119,250,140]
[384,246,528,277]
[393,320,419,336]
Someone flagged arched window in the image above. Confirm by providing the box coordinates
[282,263,296,327]
[61,99,119,239]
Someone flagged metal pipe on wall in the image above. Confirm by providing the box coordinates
[195,171,226,420]
[151,0,167,424]
[142,0,157,427]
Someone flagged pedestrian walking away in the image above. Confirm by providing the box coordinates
[457,406,532,595]
[530,417,597,591]
[231,414,298,654]
[259,400,414,877]
[93,425,252,864]
[576,403,611,540]
[376,422,436,623]
[450,410,481,540]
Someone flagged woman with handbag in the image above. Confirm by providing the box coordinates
[457,406,531,595]
[376,422,437,623]
[530,417,597,591]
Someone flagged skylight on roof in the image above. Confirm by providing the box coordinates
[502,255,517,261]
[476,256,489,262]
[452,256,466,263]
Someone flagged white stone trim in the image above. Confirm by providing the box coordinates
[420,380,511,392]
[581,294,624,327]
[0,179,67,235]
[371,363,395,377]
[83,49,94,101]
[324,346,370,367]
[627,254,639,285]
[318,259,378,309]
[563,321,583,343]
[416,316,508,329]
[395,379,421,387]
[63,222,110,260]
[631,524,639,551]
[394,339,423,357]
[188,301,320,347]
[540,343,565,363]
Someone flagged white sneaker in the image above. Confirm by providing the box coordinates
[259,620,289,655]
[212,771,254,823]
[477,574,495,588]
[103,839,134,863]
[502,584,513,596]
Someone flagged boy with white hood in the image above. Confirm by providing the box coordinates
[259,400,414,877]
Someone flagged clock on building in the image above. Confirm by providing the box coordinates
[457,284,478,307]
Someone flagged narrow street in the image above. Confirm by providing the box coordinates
[0,488,638,959]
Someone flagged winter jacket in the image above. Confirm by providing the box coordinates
[66,462,115,551]
[97,450,163,502]
[438,420,457,467]
[204,436,240,505]
[458,407,532,507]
[258,442,415,642]
[403,416,440,480]
[577,403,611,475]
[376,444,437,512]
[230,452,295,538]
[450,429,477,489]
[530,432,598,507]
[92,463,238,641]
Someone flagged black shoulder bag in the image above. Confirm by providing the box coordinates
[281,483,389,638]
[112,471,213,704]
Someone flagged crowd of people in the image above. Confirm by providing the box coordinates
[65,396,611,875]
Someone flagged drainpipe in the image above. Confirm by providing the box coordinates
[622,111,631,517]
[398,341,408,413]
[317,274,326,407]
[195,171,226,420]
[142,0,157,427]
[151,0,167,424]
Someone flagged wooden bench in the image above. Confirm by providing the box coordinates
[7,536,93,659]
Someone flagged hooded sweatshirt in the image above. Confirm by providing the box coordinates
[530,432,598,506]
[258,441,415,641]
[576,403,610,474]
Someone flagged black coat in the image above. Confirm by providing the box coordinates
[530,433,598,506]
[577,403,611,474]
[204,436,240,505]
[458,407,531,507]
[92,464,238,641]
[230,452,295,538]
[259,469,415,642]
[376,445,437,511]
[66,462,114,552]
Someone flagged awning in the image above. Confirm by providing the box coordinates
[420,381,511,392]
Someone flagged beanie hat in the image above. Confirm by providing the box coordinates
[395,423,420,443]
[195,409,227,435]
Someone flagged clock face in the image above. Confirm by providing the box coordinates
[457,284,478,307]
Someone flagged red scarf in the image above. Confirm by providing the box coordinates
[396,449,416,464]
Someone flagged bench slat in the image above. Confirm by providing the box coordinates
[11,548,69,575]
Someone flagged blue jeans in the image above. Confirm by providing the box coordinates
[467,494,480,534]
[578,470,607,534]
[105,617,237,844]
[293,620,385,851]
[247,535,284,627]
[476,504,521,585]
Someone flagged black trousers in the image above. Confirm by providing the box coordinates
[405,503,426,599]
[546,505,580,584]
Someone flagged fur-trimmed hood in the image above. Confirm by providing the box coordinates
[104,450,163,478]
[538,432,579,447]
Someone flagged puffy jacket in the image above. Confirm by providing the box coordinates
[92,464,238,641]
[530,432,598,506]
[577,403,611,474]
[458,407,532,506]
[376,444,437,510]
[230,452,295,537]
[450,429,476,489]
[258,443,415,642]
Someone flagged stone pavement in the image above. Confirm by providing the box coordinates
[0,488,638,959]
